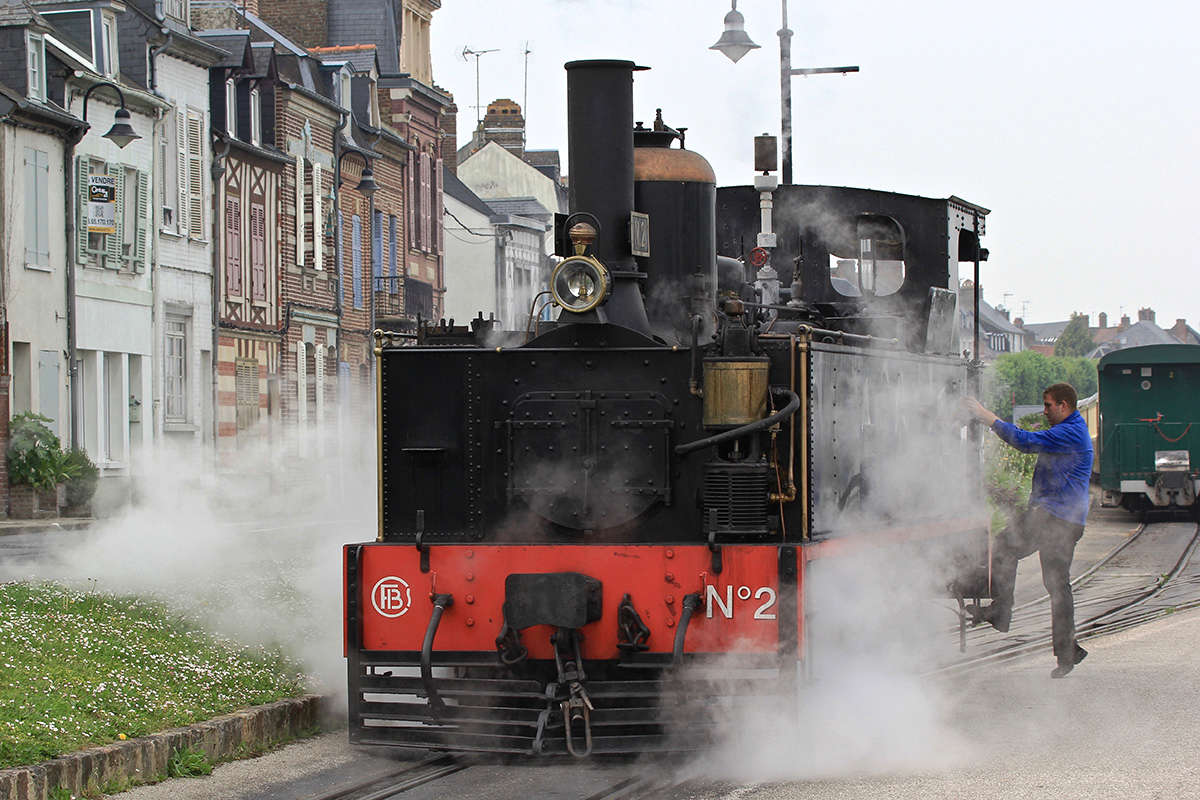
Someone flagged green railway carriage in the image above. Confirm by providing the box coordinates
[1098,344,1200,512]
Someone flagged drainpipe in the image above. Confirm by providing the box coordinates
[211,138,230,449]
[148,29,173,95]
[64,123,88,452]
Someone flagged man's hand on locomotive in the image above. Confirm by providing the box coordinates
[962,396,999,427]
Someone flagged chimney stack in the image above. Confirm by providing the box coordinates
[1138,307,1155,323]
[1172,319,1189,343]
[1098,312,1107,329]
[1120,314,1131,330]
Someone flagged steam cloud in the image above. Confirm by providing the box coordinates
[0,417,378,709]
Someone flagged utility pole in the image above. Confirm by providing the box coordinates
[461,46,499,126]
[522,42,532,150]
[777,1,859,184]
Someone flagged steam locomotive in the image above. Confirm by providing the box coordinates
[343,59,992,756]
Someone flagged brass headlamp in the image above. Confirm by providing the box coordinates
[551,222,611,313]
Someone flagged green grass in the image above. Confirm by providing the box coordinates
[0,581,309,770]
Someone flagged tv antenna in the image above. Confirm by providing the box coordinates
[1021,300,1031,320]
[1002,291,1013,310]
[461,46,499,126]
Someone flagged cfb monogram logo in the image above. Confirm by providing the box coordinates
[372,576,412,618]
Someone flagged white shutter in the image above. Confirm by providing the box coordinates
[134,170,149,270]
[295,340,307,425]
[186,111,204,239]
[434,157,443,256]
[295,154,305,267]
[24,149,37,265]
[176,108,187,234]
[76,157,90,262]
[312,162,323,270]
[105,163,124,267]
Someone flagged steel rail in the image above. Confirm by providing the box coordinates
[300,754,465,800]
[934,522,1200,676]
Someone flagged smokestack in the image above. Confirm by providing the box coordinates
[564,59,652,336]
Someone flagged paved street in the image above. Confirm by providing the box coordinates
[114,606,1200,799]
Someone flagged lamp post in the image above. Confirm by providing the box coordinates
[81,81,140,148]
[711,0,857,185]
[336,149,378,198]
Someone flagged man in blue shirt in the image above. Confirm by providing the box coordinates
[964,382,1095,678]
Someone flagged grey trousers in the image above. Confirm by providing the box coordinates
[991,505,1086,665]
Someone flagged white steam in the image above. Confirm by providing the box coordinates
[676,314,986,782]
[1,419,377,707]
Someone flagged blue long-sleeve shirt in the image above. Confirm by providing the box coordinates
[991,410,1094,526]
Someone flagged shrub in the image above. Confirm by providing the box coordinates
[7,413,78,490]
[63,449,100,507]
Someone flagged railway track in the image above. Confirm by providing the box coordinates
[935,520,1200,675]
[300,754,468,800]
[302,519,1200,800]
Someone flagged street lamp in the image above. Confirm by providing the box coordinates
[337,149,378,198]
[81,81,140,148]
[711,1,857,185]
[709,1,760,63]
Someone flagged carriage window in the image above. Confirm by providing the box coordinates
[828,215,905,297]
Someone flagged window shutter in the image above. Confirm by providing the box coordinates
[175,109,187,234]
[295,155,305,266]
[337,209,345,304]
[434,157,443,256]
[251,203,266,301]
[420,153,430,251]
[134,170,149,271]
[186,112,204,239]
[105,163,124,267]
[295,340,307,425]
[312,163,323,269]
[389,214,397,279]
[24,150,37,264]
[75,157,89,261]
[225,197,242,295]
[352,214,363,309]
[407,150,416,250]
[372,210,382,280]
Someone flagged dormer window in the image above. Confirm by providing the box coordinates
[225,78,237,137]
[101,13,118,78]
[162,0,188,24]
[340,72,352,132]
[26,33,45,101]
[250,88,261,146]
[369,77,380,127]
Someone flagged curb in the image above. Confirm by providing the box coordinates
[0,520,93,538]
[0,694,324,800]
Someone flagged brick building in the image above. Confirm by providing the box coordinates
[193,0,449,454]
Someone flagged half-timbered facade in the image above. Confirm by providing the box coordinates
[198,30,288,454]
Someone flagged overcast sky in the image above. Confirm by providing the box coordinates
[431,1,1199,328]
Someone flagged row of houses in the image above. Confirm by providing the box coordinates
[960,281,1199,361]
[0,0,458,511]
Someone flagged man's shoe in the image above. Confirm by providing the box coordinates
[1051,644,1088,678]
[964,603,1010,633]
